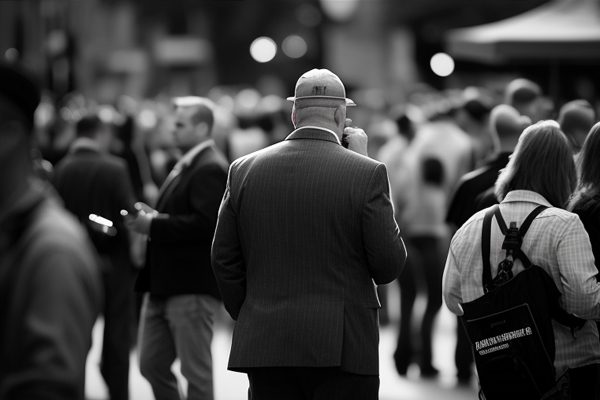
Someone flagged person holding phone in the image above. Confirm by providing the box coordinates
[126,97,229,400]
[211,68,407,400]
[53,113,137,400]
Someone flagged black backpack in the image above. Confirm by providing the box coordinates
[460,205,585,400]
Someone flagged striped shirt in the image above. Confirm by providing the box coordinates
[443,190,600,374]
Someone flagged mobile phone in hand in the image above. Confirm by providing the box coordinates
[88,214,117,237]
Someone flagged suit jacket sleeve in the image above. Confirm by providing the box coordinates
[361,163,407,284]
[211,166,246,320]
[150,164,227,243]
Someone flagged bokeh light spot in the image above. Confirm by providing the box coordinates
[4,48,19,62]
[430,52,455,77]
[282,35,307,59]
[249,37,277,63]
[138,109,158,130]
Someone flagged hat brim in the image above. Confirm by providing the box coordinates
[286,95,356,107]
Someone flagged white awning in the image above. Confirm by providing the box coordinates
[445,0,600,63]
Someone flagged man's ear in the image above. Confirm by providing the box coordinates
[333,104,346,126]
[291,105,297,128]
[196,121,210,138]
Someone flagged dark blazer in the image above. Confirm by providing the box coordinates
[136,142,229,298]
[211,128,406,375]
[446,152,510,229]
[572,194,600,273]
[53,144,135,261]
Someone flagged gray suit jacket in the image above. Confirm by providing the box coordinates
[211,127,406,375]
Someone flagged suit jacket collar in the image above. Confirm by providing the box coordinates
[175,139,215,172]
[286,126,341,145]
[155,140,215,208]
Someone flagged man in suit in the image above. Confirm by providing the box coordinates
[0,62,101,400]
[53,114,137,400]
[127,97,228,400]
[211,69,407,400]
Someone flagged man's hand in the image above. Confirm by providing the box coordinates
[143,182,159,206]
[123,202,157,235]
[342,118,368,156]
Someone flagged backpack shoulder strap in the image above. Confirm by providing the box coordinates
[493,206,508,235]
[493,205,547,268]
[492,205,545,236]
[518,205,586,331]
[481,204,499,291]
[515,206,547,267]
[519,205,547,236]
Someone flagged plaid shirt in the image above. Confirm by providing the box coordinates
[443,190,600,373]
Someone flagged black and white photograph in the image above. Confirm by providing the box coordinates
[1,0,600,399]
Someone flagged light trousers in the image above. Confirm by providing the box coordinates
[138,293,219,400]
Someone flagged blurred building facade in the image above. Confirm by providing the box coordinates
[1,0,561,106]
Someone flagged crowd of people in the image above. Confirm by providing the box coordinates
[1,58,600,400]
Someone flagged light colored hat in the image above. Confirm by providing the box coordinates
[287,68,356,107]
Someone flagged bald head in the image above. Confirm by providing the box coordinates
[490,104,531,152]
[292,103,346,137]
[558,99,595,153]
[505,78,543,122]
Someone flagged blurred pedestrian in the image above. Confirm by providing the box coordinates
[211,68,406,400]
[569,121,600,335]
[53,113,137,400]
[0,62,102,399]
[410,101,473,198]
[394,156,446,378]
[129,97,229,400]
[377,110,417,326]
[443,121,600,399]
[558,99,595,156]
[377,110,417,220]
[504,78,547,123]
[453,89,493,168]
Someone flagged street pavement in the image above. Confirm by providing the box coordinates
[86,294,479,400]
